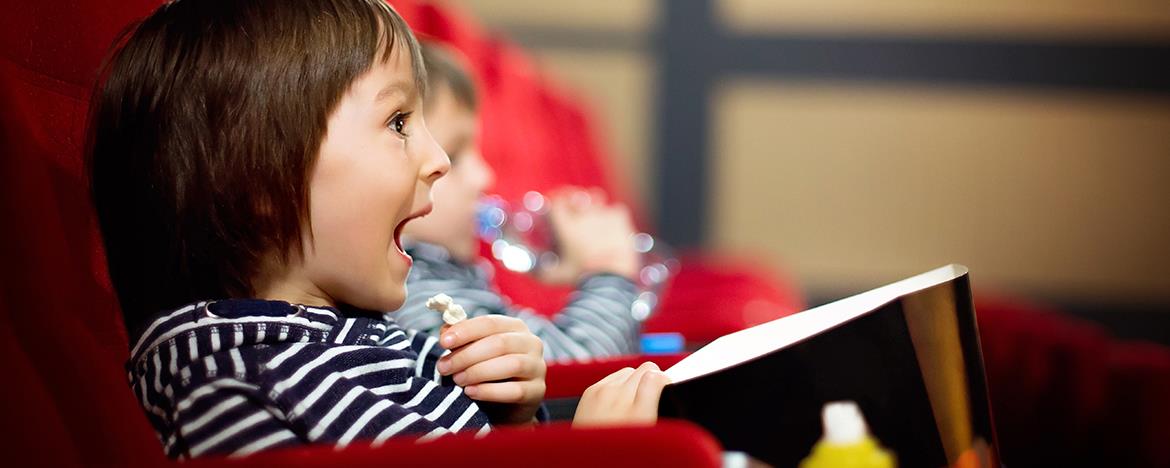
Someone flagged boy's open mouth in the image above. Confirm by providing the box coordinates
[394,203,433,258]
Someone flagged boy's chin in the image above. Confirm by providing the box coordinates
[380,284,408,312]
[364,293,406,314]
[344,280,406,313]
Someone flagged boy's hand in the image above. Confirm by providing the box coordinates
[572,361,671,428]
[544,187,639,284]
[438,315,546,425]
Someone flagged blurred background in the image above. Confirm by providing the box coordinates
[458,0,1170,344]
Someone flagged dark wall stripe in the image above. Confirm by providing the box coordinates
[654,0,720,248]
[723,35,1170,93]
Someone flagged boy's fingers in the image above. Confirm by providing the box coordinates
[592,365,643,401]
[553,186,580,199]
[569,189,593,211]
[465,380,546,404]
[586,366,635,397]
[602,366,637,386]
[551,187,581,211]
[452,353,543,386]
[631,370,671,416]
[587,187,607,206]
[609,204,634,224]
[439,331,538,376]
[618,362,658,397]
[620,362,660,386]
[440,315,528,350]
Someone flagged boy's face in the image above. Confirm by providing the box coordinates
[402,83,494,263]
[288,44,449,311]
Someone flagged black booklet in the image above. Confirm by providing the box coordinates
[659,265,999,467]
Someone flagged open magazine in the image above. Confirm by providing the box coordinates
[659,265,999,467]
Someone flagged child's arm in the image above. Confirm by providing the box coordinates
[543,187,640,282]
[168,344,502,458]
[392,249,640,362]
[537,188,644,359]
[542,273,640,358]
[435,315,546,425]
[393,188,642,361]
[402,326,450,382]
[395,262,640,361]
[166,381,301,458]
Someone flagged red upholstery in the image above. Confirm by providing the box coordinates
[184,421,722,468]
[975,296,1170,466]
[643,252,805,343]
[546,354,689,400]
[0,59,167,465]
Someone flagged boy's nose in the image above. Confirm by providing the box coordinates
[420,130,451,185]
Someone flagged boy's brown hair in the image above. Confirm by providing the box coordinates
[421,41,478,111]
[88,0,426,336]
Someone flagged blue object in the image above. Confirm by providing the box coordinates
[640,332,685,355]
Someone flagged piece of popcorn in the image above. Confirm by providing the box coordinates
[442,304,467,325]
[426,293,466,325]
[425,293,454,312]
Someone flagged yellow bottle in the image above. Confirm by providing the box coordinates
[800,401,896,468]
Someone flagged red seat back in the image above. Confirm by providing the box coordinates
[0,0,197,463]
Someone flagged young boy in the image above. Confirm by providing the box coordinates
[394,42,644,362]
[89,0,667,459]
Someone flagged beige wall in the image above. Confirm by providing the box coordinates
[718,0,1170,39]
[453,0,1170,303]
[712,81,1170,301]
[457,0,655,33]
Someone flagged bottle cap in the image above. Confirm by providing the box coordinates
[821,401,868,445]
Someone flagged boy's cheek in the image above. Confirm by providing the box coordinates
[301,212,410,309]
[333,269,408,313]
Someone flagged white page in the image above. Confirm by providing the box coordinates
[664,264,969,383]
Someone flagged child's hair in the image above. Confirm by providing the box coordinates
[420,41,477,111]
[88,0,426,337]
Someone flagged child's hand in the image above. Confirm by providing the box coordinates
[545,187,639,283]
[438,315,546,425]
[572,361,671,428]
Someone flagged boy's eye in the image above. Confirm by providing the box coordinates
[387,112,411,137]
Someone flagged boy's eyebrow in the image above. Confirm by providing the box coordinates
[375,79,417,103]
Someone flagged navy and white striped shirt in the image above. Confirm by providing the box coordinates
[391,242,642,363]
[127,299,491,459]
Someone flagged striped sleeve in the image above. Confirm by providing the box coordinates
[260,343,490,448]
[545,274,642,361]
[162,342,490,458]
[168,379,300,459]
[393,253,641,362]
[404,328,447,382]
